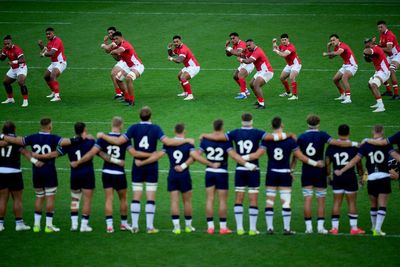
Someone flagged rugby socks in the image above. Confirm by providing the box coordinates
[282,80,290,93]
[185,216,192,228]
[124,91,131,101]
[370,208,378,229]
[15,217,24,227]
[47,81,60,95]
[345,89,351,96]
[238,78,247,94]
[34,211,42,227]
[145,201,156,229]
[115,87,122,95]
[291,82,297,96]
[375,207,386,232]
[249,206,258,231]
[336,84,344,95]
[4,83,13,98]
[234,204,244,231]
[305,217,312,232]
[121,215,128,226]
[20,85,28,99]
[257,97,265,106]
[317,217,325,231]
[172,215,180,229]
[105,215,113,228]
[130,200,140,229]
[393,81,398,96]
[45,212,54,227]
[265,208,274,231]
[207,217,214,229]
[282,208,292,231]
[81,214,89,228]
[180,79,192,95]
[384,81,392,92]
[348,214,358,230]
[331,215,340,229]
[219,218,227,229]
[71,211,79,229]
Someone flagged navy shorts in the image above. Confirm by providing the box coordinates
[205,171,229,190]
[368,177,391,197]
[132,164,158,183]
[168,171,192,193]
[102,172,127,191]
[301,175,327,189]
[266,171,293,187]
[234,170,260,188]
[71,171,95,190]
[0,172,24,191]
[32,168,58,189]
[332,174,358,193]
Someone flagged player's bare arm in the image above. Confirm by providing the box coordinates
[323,48,344,57]
[96,132,126,145]
[390,150,400,163]
[72,146,100,167]
[294,149,324,168]
[127,147,152,159]
[237,57,255,64]
[168,55,185,64]
[0,54,7,61]
[1,135,24,146]
[175,156,195,172]
[382,42,393,54]
[110,47,124,55]
[329,139,358,148]
[20,148,44,167]
[199,132,227,141]
[356,161,364,177]
[32,150,60,160]
[228,150,257,171]
[334,155,362,176]
[190,150,219,168]
[162,137,195,146]
[273,48,291,58]
[366,138,388,146]
[135,151,165,167]
[245,148,266,161]
[290,154,297,172]
[98,151,125,167]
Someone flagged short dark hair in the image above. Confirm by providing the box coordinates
[140,106,152,121]
[280,33,289,39]
[173,35,181,40]
[374,125,384,134]
[229,32,239,37]
[245,39,254,42]
[107,26,117,32]
[3,35,11,41]
[271,117,282,130]
[2,121,16,135]
[377,20,386,26]
[74,122,86,135]
[112,31,122,38]
[40,117,52,127]
[175,123,185,134]
[45,27,55,32]
[241,113,252,122]
[338,124,350,136]
[329,34,339,39]
[213,119,224,131]
[306,114,320,127]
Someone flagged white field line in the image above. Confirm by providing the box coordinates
[0,21,71,24]
[0,10,400,17]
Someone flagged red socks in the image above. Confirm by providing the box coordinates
[180,79,192,95]
[47,81,59,93]
[282,80,290,93]
[291,81,297,96]
[238,78,247,93]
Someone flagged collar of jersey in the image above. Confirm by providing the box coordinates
[38,131,51,135]
[140,121,152,124]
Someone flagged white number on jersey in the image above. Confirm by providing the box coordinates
[333,152,349,166]
[75,150,82,160]
[0,146,12,158]
[139,136,149,150]
[173,150,183,164]
[206,147,224,161]
[368,151,385,164]
[305,143,316,156]
[237,140,253,154]
[32,144,51,154]
[106,145,121,158]
[273,148,284,161]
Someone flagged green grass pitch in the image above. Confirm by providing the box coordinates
[0,0,400,266]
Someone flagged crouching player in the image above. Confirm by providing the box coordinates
[325,124,365,235]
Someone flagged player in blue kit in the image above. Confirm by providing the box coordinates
[325,124,365,235]
[246,117,324,235]
[135,123,221,234]
[0,121,43,232]
[198,119,256,235]
[335,125,400,236]
[97,106,194,234]
[2,118,77,233]
[297,115,358,234]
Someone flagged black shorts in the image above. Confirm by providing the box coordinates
[205,171,229,190]
[0,172,24,191]
[132,164,158,183]
[102,172,127,191]
[168,171,192,193]
[71,171,95,190]
[235,170,260,188]
[301,172,327,189]
[266,171,292,187]
[332,174,358,194]
[368,178,391,197]
[32,169,58,189]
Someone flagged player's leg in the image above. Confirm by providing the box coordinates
[111,66,124,98]
[374,193,389,235]
[248,190,259,235]
[170,190,181,233]
[117,188,130,231]
[265,186,276,234]
[279,69,291,97]
[288,70,300,100]
[9,173,29,231]
[0,188,9,231]
[205,185,215,234]
[180,71,194,100]
[104,188,114,233]
[182,190,194,232]
[79,189,93,232]
[217,189,231,234]
[368,75,385,112]
[302,186,313,233]
[389,60,400,99]
[368,193,378,232]
[43,69,55,98]
[233,69,240,90]
[145,181,158,233]
[346,192,364,234]
[130,180,143,232]
[70,189,81,231]
[280,187,294,234]
[330,192,343,234]
[235,68,250,99]
[44,187,59,232]
[234,190,245,234]
[2,72,16,104]
[315,187,327,234]
[124,68,141,106]
[332,71,345,100]
[33,188,45,232]
[253,77,266,108]
[340,71,354,104]
[47,68,62,101]
[16,73,28,107]
[176,70,187,97]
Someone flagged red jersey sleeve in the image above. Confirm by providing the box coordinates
[15,46,24,58]
[178,46,188,58]
[386,32,395,44]
[250,49,260,61]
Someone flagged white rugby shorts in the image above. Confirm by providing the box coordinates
[339,64,358,76]
[253,70,274,83]
[47,61,67,73]
[6,65,28,79]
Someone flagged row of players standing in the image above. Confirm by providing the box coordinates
[2,20,400,111]
[1,106,399,235]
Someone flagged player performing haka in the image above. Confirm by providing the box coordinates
[1,35,29,107]
[272,33,302,100]
[168,35,200,101]
[225,32,253,99]
[38,27,67,102]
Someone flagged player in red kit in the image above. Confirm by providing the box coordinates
[323,34,358,104]
[377,20,400,99]
[238,39,274,109]
[363,38,390,112]
[168,35,200,101]
[272,33,302,100]
[225,32,253,99]
[110,31,144,106]
[38,27,67,102]
[1,35,29,107]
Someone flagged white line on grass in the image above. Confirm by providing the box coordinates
[0,21,72,24]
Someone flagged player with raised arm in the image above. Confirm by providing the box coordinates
[325,124,365,235]
[296,115,358,234]
[109,31,144,106]
[38,27,67,102]
[238,39,274,109]
[335,125,400,236]
[225,32,253,99]
[1,35,29,107]
[246,117,324,235]
[272,33,302,100]
[2,118,76,233]
[168,35,200,101]
[97,106,193,234]
[363,38,390,112]
[0,121,43,232]
[377,20,400,99]
[323,34,358,104]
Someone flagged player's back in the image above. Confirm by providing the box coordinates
[358,142,393,177]
[96,132,130,174]
[60,138,95,175]
[326,145,358,178]
[0,134,22,170]
[298,130,331,164]
[23,132,61,168]
[262,138,298,171]
[125,122,164,154]
[200,138,232,171]
[163,142,194,174]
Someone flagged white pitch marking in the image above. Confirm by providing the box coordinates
[0,21,72,24]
